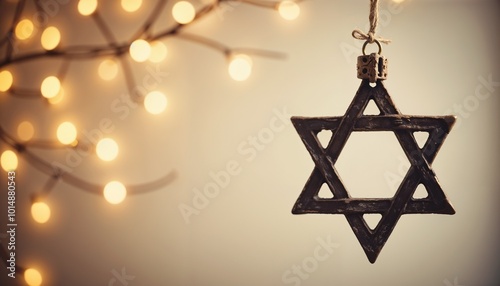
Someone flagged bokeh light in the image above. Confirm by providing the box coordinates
[129,39,151,62]
[24,268,43,286]
[78,0,98,16]
[40,76,61,99]
[144,91,167,114]
[1,150,18,172]
[278,1,300,21]
[41,26,61,50]
[0,70,13,92]
[104,181,127,204]
[149,41,168,63]
[121,0,142,12]
[228,54,252,81]
[47,87,64,104]
[56,122,77,145]
[172,1,196,24]
[96,138,119,161]
[17,121,35,141]
[98,59,119,81]
[15,19,34,40]
[31,202,51,224]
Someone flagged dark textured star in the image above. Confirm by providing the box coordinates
[291,79,455,263]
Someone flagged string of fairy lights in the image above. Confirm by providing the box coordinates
[0,0,302,285]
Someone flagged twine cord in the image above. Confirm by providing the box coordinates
[352,0,391,44]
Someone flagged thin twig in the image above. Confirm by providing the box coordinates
[92,11,119,46]
[0,126,177,196]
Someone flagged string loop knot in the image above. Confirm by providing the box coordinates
[352,0,391,45]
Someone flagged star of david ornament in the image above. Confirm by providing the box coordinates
[291,41,456,263]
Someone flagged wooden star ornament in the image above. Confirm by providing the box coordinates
[291,49,456,263]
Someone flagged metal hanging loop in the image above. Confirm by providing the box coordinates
[362,39,382,56]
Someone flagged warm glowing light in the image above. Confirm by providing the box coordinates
[129,39,151,62]
[228,54,252,81]
[56,122,77,145]
[278,1,300,21]
[31,202,51,224]
[24,268,43,286]
[144,91,167,114]
[121,0,142,12]
[41,76,61,99]
[392,0,405,3]
[96,138,119,161]
[47,87,64,104]
[15,19,34,40]
[78,0,98,16]
[0,70,13,92]
[41,26,61,50]
[104,181,127,204]
[172,1,196,24]
[1,150,18,172]
[18,121,35,141]
[149,41,167,63]
[98,59,118,80]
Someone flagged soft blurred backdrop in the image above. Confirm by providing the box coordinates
[0,0,499,285]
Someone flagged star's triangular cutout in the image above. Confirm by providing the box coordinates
[316,130,333,149]
[413,131,429,149]
[317,183,334,199]
[363,213,382,230]
[363,99,381,115]
[413,183,428,199]
[291,80,456,263]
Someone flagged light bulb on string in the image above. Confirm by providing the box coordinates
[129,39,151,62]
[40,76,61,99]
[278,0,300,21]
[24,268,43,286]
[172,1,196,24]
[104,181,127,204]
[98,59,118,80]
[18,121,35,141]
[121,0,142,12]
[1,150,18,172]
[149,41,167,63]
[31,202,51,224]
[15,19,34,40]
[96,138,119,161]
[0,70,13,92]
[41,26,61,50]
[228,54,252,81]
[78,0,98,16]
[144,91,167,114]
[56,122,77,145]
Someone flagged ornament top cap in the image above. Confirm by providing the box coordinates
[357,41,388,83]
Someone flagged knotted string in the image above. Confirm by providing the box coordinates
[352,0,391,44]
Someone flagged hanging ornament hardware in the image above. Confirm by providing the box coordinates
[357,40,388,83]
